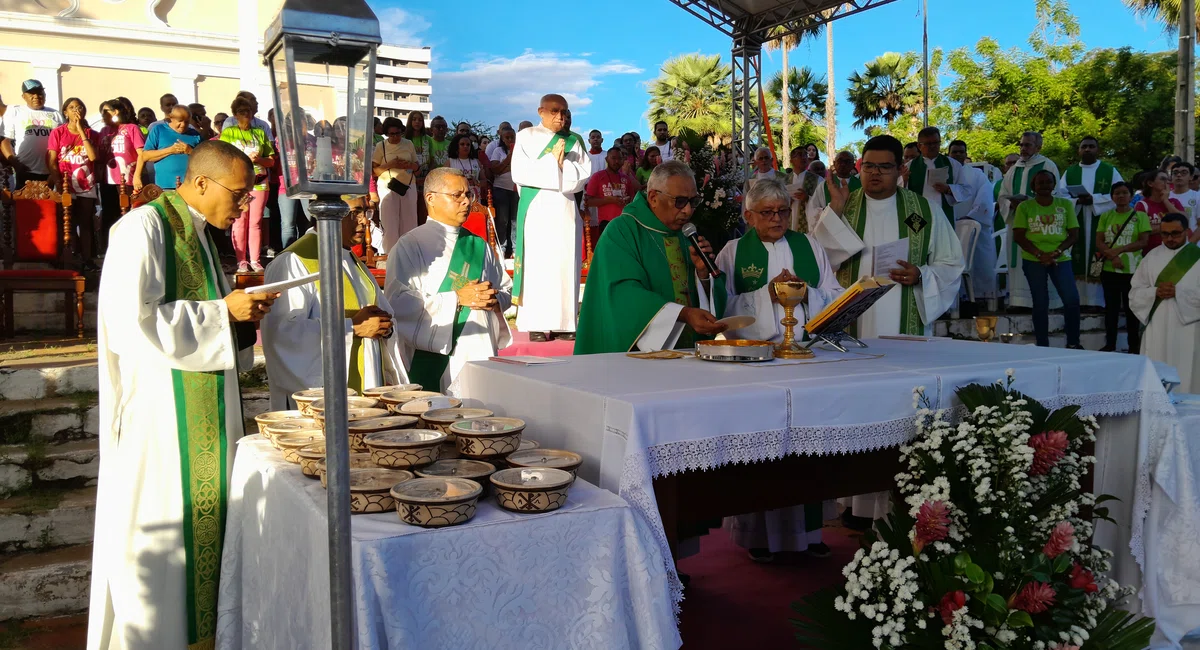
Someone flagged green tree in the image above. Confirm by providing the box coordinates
[765,25,803,157]
[846,51,922,131]
[646,53,732,141]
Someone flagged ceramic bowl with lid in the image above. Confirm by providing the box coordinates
[263,419,319,448]
[415,459,496,495]
[336,468,413,514]
[254,410,306,436]
[378,390,443,410]
[363,383,423,399]
[450,417,525,459]
[296,442,326,478]
[362,429,447,468]
[420,407,494,434]
[398,396,463,416]
[314,406,391,430]
[390,477,482,527]
[490,467,573,513]
[317,453,376,487]
[346,415,419,452]
[505,449,583,480]
[292,387,358,415]
[309,396,381,417]
[275,431,324,463]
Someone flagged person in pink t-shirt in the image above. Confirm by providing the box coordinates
[585,146,634,235]
[1135,169,1185,253]
[97,99,145,252]
[47,97,101,262]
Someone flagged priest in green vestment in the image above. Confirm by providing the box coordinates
[1056,135,1123,307]
[90,140,277,650]
[575,160,728,354]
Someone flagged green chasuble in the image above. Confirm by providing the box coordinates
[824,174,862,204]
[906,155,954,221]
[1065,161,1117,277]
[1147,243,1200,326]
[283,233,379,394]
[407,228,486,390]
[575,192,727,354]
[147,191,230,650]
[512,130,587,304]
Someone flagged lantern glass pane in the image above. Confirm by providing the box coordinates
[271,50,304,192]
[290,40,372,186]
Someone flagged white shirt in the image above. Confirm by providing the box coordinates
[2,105,64,175]
[588,151,607,176]
[1170,189,1200,229]
[651,140,674,162]
[488,146,514,191]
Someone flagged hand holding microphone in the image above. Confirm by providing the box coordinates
[682,222,721,280]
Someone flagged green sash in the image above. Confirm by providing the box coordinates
[408,228,486,390]
[1008,161,1049,269]
[837,187,933,335]
[733,229,820,293]
[1066,162,1116,276]
[148,192,229,650]
[512,130,587,304]
[823,175,862,204]
[906,155,954,221]
[1147,243,1200,326]
[284,233,378,394]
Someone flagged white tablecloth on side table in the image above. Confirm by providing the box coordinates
[216,438,681,650]
[457,339,1176,609]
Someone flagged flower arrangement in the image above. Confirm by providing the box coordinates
[792,373,1155,650]
[680,138,743,251]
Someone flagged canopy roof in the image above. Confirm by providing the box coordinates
[667,0,899,40]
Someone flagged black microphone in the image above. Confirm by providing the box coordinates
[681,222,721,278]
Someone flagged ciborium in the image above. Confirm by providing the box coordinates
[974,315,998,343]
[772,281,814,359]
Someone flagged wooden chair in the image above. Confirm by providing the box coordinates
[0,181,87,339]
[129,184,164,210]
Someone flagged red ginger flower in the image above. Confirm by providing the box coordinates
[912,500,951,554]
[938,590,967,625]
[1029,430,1069,475]
[1010,582,1056,614]
[1043,521,1076,559]
[1069,563,1098,593]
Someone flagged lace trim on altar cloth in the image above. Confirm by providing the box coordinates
[617,386,1175,610]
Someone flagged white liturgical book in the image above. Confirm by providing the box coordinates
[871,238,909,277]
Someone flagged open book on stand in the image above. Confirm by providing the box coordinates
[803,275,897,351]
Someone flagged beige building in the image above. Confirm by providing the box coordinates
[0,0,432,126]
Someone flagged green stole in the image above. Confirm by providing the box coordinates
[1147,243,1200,326]
[836,187,933,335]
[823,175,862,204]
[512,130,587,305]
[1065,162,1116,276]
[1008,161,1048,269]
[408,228,486,390]
[733,229,820,293]
[147,191,229,650]
[906,155,954,221]
[283,233,378,394]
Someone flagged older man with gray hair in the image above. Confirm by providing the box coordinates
[997,130,1062,309]
[575,160,728,354]
[385,167,513,393]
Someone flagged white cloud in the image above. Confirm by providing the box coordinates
[431,51,642,128]
[375,7,431,47]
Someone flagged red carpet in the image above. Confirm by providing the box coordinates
[677,525,863,649]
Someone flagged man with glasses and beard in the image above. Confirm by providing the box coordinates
[575,160,728,354]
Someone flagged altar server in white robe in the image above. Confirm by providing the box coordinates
[998,131,1062,308]
[1056,136,1123,307]
[89,141,275,650]
[949,140,999,299]
[1130,213,1200,393]
[386,167,513,394]
[905,127,967,224]
[510,94,591,333]
[717,178,842,560]
[813,134,964,522]
[262,197,407,410]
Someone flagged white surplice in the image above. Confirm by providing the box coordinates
[385,219,513,395]
[1056,161,1124,306]
[952,164,999,299]
[998,154,1062,308]
[261,241,408,410]
[1130,245,1200,393]
[510,124,591,332]
[89,203,253,650]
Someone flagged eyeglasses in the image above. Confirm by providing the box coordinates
[1162,229,1187,238]
[750,208,791,221]
[429,189,476,202]
[204,176,253,207]
[386,131,403,137]
[861,162,898,174]
[660,192,702,210]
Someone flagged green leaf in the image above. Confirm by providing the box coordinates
[790,587,877,650]
[1052,553,1072,574]
[965,564,986,584]
[985,593,1008,613]
[1093,494,1120,506]
[954,552,972,572]
[1030,571,1050,582]
[1007,610,1034,627]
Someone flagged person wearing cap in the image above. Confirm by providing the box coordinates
[1,80,64,188]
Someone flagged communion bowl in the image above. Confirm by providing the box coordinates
[363,429,448,468]
[254,410,306,436]
[317,453,377,487]
[449,417,525,459]
[391,477,482,527]
[338,468,414,514]
[490,467,573,514]
[291,387,358,416]
[504,449,582,482]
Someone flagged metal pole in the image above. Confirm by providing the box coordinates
[1177,0,1196,161]
[922,0,930,128]
[309,197,354,650]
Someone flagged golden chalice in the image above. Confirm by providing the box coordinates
[772,281,815,359]
[974,315,998,343]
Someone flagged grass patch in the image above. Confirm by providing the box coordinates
[1,486,66,517]
[0,413,35,446]
[0,621,32,650]
[239,365,269,391]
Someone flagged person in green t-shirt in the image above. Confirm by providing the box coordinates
[636,145,661,186]
[1014,169,1081,348]
[220,95,276,272]
[1094,181,1151,352]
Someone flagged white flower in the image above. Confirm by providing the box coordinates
[1006,368,1015,378]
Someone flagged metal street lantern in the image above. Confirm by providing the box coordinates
[263,1,379,648]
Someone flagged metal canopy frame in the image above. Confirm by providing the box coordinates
[667,0,899,168]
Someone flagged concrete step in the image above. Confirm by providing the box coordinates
[0,439,100,499]
[0,544,91,621]
[11,291,97,336]
[0,488,95,553]
[0,357,98,401]
[0,613,88,650]
[0,398,98,446]
[934,312,1115,339]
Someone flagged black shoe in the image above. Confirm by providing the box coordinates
[748,548,776,563]
[1066,344,1085,350]
[806,542,832,558]
[841,510,873,531]
[1099,345,1116,352]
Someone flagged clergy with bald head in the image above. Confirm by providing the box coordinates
[510,93,592,334]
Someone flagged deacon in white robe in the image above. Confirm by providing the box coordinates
[807,153,863,234]
[812,135,965,520]
[906,128,967,222]
[1130,215,1200,393]
[262,201,408,410]
[386,167,513,395]
[89,142,271,650]
[510,94,591,332]
[948,144,999,299]
[998,131,1062,308]
[1056,138,1124,307]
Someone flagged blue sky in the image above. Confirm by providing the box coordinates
[368,0,1181,149]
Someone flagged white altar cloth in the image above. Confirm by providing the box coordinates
[216,438,680,650]
[457,339,1175,609]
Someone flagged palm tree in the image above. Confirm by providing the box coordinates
[846,51,922,131]
[765,25,802,157]
[767,66,827,125]
[646,53,733,140]
[1122,0,1200,35]
[824,15,837,161]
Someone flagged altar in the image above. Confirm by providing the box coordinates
[457,338,1177,611]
